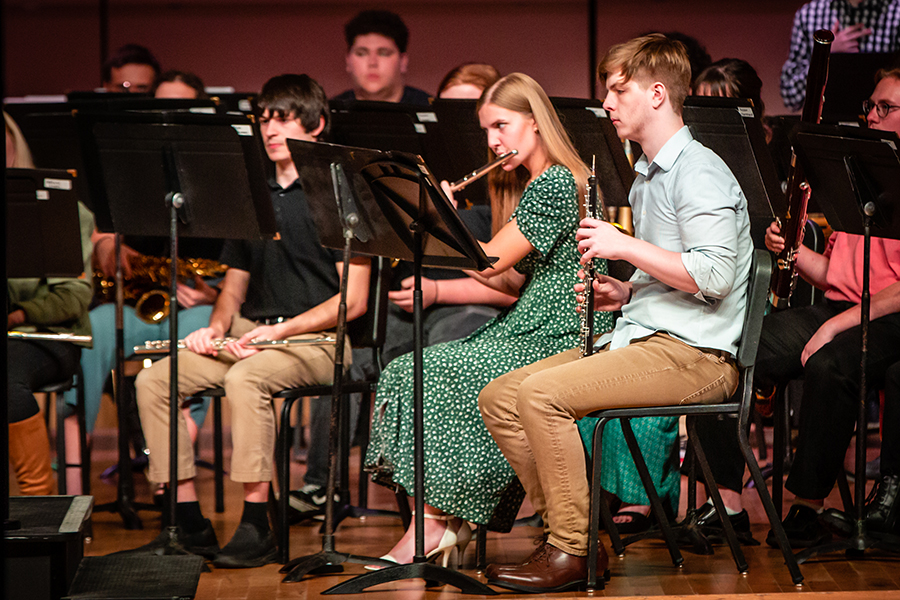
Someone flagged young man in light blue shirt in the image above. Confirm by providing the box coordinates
[479,34,752,594]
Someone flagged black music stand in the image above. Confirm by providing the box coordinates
[5,168,84,532]
[283,138,497,595]
[683,96,785,250]
[77,110,276,555]
[791,122,900,562]
[8,98,232,529]
[821,52,900,125]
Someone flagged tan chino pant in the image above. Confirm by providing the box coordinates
[136,316,347,484]
[479,332,738,556]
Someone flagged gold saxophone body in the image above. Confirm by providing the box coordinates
[94,256,227,324]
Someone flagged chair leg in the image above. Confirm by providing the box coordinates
[686,418,747,573]
[54,392,67,495]
[620,418,684,567]
[588,417,622,590]
[773,386,787,520]
[214,396,225,514]
[277,396,300,564]
[738,413,804,585]
[357,392,373,510]
[77,370,90,495]
[594,418,623,554]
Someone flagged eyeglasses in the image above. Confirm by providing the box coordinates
[862,99,900,118]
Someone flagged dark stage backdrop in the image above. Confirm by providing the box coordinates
[5,0,800,113]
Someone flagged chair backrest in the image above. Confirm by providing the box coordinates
[736,249,774,369]
[346,256,392,349]
[790,219,826,308]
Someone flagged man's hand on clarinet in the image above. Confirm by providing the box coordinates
[575,269,631,312]
[576,217,624,262]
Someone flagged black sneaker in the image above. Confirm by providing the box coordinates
[212,522,278,568]
[113,519,220,559]
[695,503,759,546]
[288,484,340,522]
[766,504,831,548]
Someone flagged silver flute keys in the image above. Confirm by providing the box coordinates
[134,336,336,354]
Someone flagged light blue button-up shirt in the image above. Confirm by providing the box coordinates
[596,126,753,357]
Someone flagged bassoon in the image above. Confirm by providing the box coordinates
[769,29,834,309]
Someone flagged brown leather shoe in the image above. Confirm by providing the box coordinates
[486,541,610,593]
[484,536,550,580]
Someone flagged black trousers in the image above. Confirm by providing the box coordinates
[7,339,80,423]
[696,299,900,499]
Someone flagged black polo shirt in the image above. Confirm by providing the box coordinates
[219,179,342,322]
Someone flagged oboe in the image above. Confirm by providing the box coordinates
[580,156,601,357]
[134,336,335,355]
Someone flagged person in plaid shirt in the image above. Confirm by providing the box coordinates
[781,0,900,110]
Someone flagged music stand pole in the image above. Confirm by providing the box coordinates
[322,197,497,596]
[792,141,900,563]
[280,209,388,581]
[93,234,155,530]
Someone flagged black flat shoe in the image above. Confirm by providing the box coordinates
[695,503,759,546]
[212,522,278,569]
[766,504,831,548]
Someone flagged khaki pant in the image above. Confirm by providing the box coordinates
[478,333,738,556]
[136,316,347,484]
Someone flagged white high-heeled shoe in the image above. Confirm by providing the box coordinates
[364,513,472,570]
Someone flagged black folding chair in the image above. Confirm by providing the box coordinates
[584,250,804,588]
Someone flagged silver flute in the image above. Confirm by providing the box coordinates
[8,331,92,344]
[134,336,335,355]
[448,150,517,193]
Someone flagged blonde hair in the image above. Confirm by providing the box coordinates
[598,33,691,114]
[477,73,589,232]
[4,111,35,169]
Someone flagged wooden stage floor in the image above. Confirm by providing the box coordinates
[21,426,900,599]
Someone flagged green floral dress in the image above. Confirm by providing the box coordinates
[366,165,612,529]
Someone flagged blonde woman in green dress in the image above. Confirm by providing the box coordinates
[366,73,612,567]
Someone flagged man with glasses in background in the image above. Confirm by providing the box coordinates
[694,68,900,549]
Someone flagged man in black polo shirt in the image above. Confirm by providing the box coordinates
[134,74,370,568]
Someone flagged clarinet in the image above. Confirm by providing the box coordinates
[769,29,833,309]
[580,157,601,357]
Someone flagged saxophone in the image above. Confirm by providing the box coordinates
[94,255,227,324]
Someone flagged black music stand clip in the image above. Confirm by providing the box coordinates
[792,122,900,562]
[284,139,497,594]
